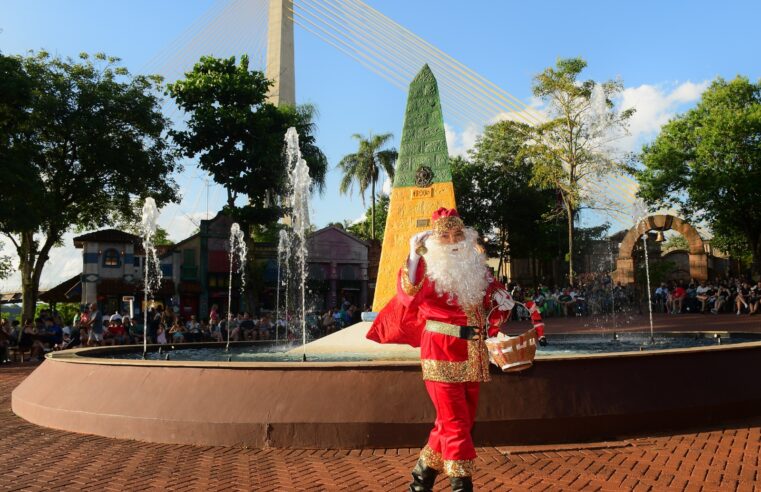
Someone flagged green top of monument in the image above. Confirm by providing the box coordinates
[392,64,451,188]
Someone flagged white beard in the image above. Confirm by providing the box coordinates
[424,228,489,308]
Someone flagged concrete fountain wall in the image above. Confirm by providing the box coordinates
[11,332,761,449]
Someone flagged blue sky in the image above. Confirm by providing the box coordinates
[2,0,761,289]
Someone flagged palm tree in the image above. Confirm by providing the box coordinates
[337,133,397,240]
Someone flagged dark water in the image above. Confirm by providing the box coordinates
[536,333,758,356]
[91,333,760,362]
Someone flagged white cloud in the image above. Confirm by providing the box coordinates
[157,208,208,242]
[444,122,481,157]
[381,176,392,195]
[350,214,366,226]
[0,232,82,292]
[615,80,709,153]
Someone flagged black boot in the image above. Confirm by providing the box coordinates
[449,476,473,492]
[409,458,439,492]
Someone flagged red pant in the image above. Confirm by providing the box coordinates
[424,380,480,463]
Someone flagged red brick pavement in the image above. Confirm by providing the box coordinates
[1,364,760,491]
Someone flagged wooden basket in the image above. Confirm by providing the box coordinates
[486,328,538,373]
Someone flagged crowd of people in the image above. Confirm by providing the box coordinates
[0,300,372,362]
[506,275,637,319]
[506,275,761,319]
[653,277,761,315]
[3,277,758,362]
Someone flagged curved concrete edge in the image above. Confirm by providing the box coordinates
[46,332,761,368]
[11,339,761,448]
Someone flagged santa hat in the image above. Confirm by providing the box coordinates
[432,207,464,234]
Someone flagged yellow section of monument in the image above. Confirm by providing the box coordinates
[372,181,456,311]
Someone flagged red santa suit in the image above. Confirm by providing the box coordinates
[368,221,511,479]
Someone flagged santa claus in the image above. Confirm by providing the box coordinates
[368,208,518,492]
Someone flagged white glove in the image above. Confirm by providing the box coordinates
[493,289,515,311]
[407,230,432,284]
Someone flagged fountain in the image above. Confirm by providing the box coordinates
[10,66,761,450]
[633,201,656,342]
[225,223,247,351]
[282,127,312,360]
[275,229,290,342]
[140,198,163,357]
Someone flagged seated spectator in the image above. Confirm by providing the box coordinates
[105,319,128,345]
[345,306,356,326]
[322,309,336,335]
[227,314,241,341]
[44,317,63,347]
[0,319,11,362]
[184,315,201,342]
[156,323,168,345]
[109,311,123,324]
[200,319,212,340]
[654,283,669,313]
[684,283,700,313]
[211,319,224,342]
[258,315,273,340]
[736,282,751,315]
[572,287,587,316]
[20,320,46,361]
[58,325,72,350]
[169,320,185,343]
[533,289,547,314]
[713,285,731,314]
[558,289,576,317]
[749,281,761,315]
[695,282,712,313]
[668,284,686,314]
[238,313,254,341]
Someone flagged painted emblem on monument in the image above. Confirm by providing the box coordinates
[415,166,434,188]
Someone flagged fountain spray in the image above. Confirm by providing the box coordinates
[640,222,655,343]
[276,229,290,343]
[632,200,656,344]
[226,223,247,352]
[141,198,162,358]
[284,127,312,361]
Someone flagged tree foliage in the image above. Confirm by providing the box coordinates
[661,234,689,254]
[637,76,761,275]
[0,242,12,280]
[167,55,327,227]
[0,51,179,319]
[346,194,389,242]
[451,121,557,269]
[523,57,634,284]
[337,133,397,239]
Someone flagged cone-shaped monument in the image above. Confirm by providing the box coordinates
[372,65,456,311]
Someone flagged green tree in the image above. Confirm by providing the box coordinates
[452,120,557,275]
[524,58,634,285]
[0,243,12,280]
[637,77,761,275]
[661,234,689,254]
[0,51,179,320]
[167,55,327,226]
[347,194,390,242]
[337,133,397,240]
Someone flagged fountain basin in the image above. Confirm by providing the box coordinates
[12,333,761,449]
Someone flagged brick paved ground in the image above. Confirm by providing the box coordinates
[2,364,760,491]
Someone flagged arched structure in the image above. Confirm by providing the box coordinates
[613,214,708,285]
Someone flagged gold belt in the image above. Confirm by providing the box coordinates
[425,320,479,340]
